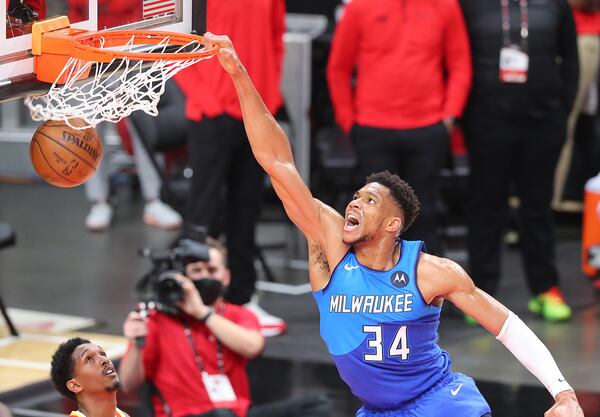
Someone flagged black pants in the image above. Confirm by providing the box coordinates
[463,105,566,296]
[186,114,264,305]
[351,123,449,255]
[186,395,331,417]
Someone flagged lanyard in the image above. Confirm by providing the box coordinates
[182,305,225,375]
[501,0,529,50]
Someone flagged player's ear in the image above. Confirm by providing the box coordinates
[66,379,82,396]
[386,217,402,235]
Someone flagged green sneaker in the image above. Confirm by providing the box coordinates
[528,287,572,322]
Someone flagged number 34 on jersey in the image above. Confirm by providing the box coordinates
[362,325,410,362]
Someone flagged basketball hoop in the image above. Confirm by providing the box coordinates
[24,17,217,129]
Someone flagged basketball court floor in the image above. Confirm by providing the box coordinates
[0,180,599,417]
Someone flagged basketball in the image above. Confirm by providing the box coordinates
[30,119,102,188]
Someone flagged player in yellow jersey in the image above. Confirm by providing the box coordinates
[50,337,128,417]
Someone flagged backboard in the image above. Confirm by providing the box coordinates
[0,0,206,102]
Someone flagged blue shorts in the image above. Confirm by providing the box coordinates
[356,372,491,417]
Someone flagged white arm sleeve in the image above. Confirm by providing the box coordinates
[496,311,572,398]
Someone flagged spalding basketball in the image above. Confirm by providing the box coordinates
[30,119,102,188]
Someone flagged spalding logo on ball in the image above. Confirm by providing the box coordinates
[30,118,103,188]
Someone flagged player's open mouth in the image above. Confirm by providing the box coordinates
[103,365,116,376]
[344,214,360,232]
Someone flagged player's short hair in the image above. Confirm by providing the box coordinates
[50,337,90,401]
[365,171,420,234]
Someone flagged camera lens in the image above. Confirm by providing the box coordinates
[154,271,184,307]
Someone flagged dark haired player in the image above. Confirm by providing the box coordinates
[203,33,584,417]
[50,338,128,417]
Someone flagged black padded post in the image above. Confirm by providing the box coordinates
[191,0,207,35]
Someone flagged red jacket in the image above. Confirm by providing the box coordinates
[130,305,260,417]
[68,0,142,30]
[327,0,472,131]
[176,0,285,122]
[572,8,600,35]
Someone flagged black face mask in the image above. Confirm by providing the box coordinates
[193,278,223,306]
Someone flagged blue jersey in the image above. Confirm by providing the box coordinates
[313,240,452,409]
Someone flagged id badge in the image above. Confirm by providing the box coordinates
[499,46,529,83]
[202,373,238,403]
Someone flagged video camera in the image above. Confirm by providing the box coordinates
[136,237,210,315]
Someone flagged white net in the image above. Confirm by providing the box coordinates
[25,34,213,130]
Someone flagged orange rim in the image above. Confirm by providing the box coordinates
[32,20,219,83]
[42,30,218,63]
[69,31,218,63]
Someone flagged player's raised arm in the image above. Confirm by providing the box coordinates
[203,33,330,243]
[417,255,584,417]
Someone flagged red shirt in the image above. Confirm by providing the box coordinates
[131,305,260,417]
[327,0,472,131]
[68,0,142,29]
[572,8,600,35]
[175,0,285,122]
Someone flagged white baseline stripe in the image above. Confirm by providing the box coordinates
[0,358,49,371]
[0,333,127,363]
[0,336,19,347]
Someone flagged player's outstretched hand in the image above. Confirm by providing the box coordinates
[545,391,584,417]
[203,32,242,75]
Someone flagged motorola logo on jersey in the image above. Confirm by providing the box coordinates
[391,271,409,288]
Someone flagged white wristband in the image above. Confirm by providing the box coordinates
[496,311,572,398]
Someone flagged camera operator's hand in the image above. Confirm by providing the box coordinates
[123,311,148,341]
[120,311,149,393]
[174,274,211,320]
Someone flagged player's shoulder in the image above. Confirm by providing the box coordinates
[417,253,468,302]
[308,198,344,250]
[313,199,349,263]
[417,253,466,284]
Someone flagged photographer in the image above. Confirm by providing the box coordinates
[119,238,329,417]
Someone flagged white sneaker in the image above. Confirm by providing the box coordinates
[86,202,113,232]
[143,200,182,230]
[244,297,287,337]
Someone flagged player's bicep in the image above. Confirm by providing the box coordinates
[270,169,323,240]
[443,262,509,335]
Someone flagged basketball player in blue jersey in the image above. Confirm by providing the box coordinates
[204,33,585,417]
